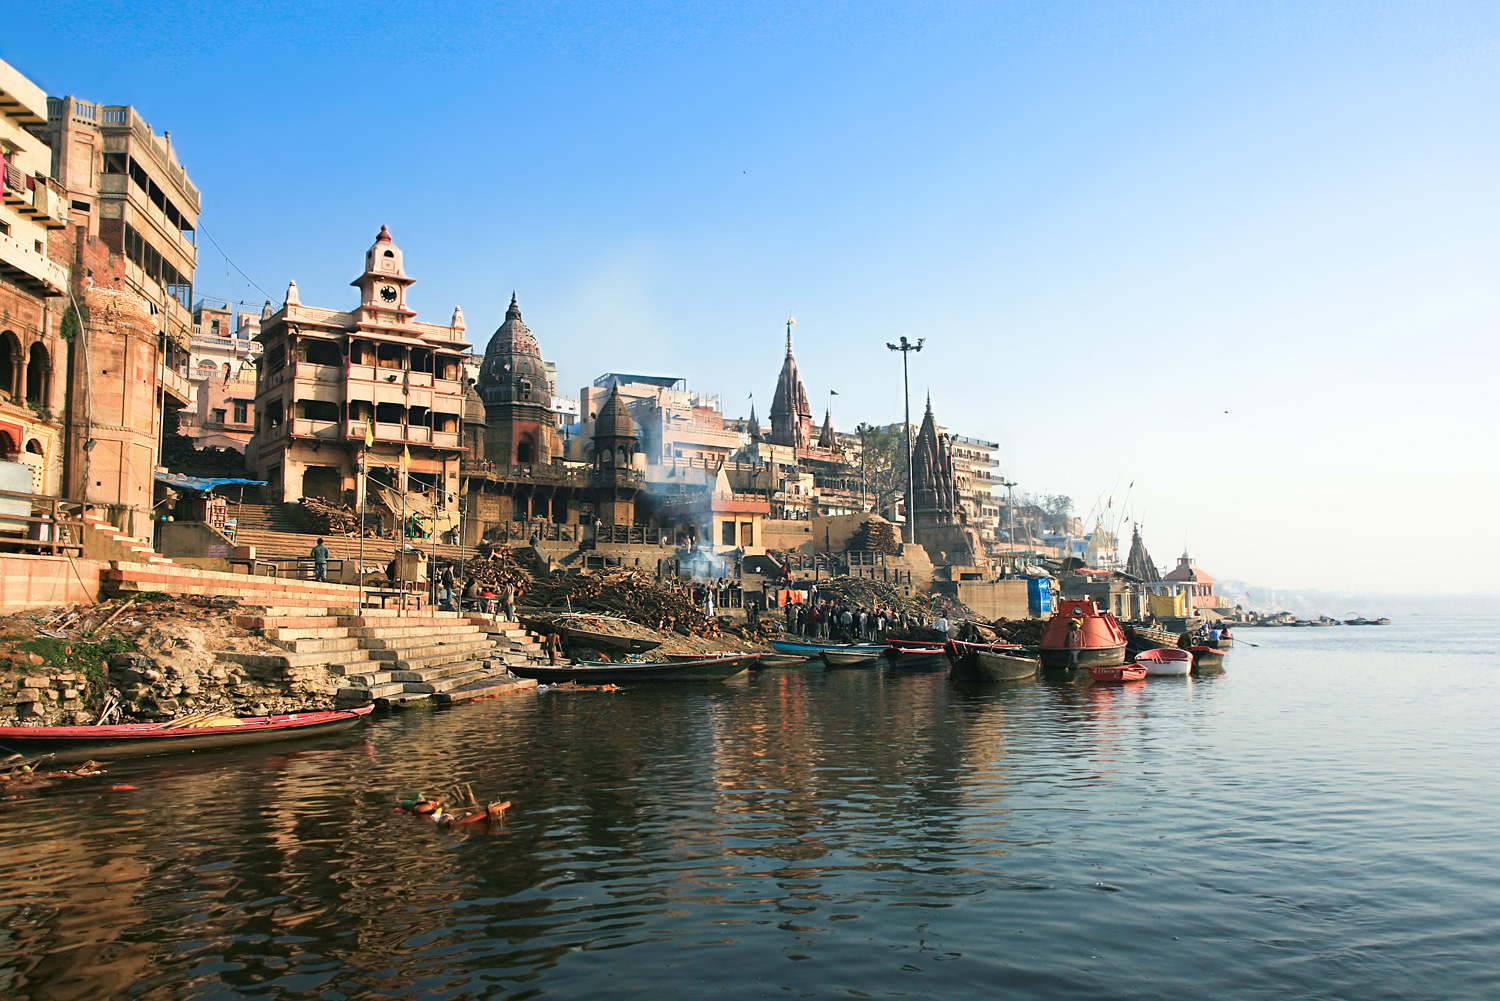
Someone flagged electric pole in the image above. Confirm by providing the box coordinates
[886,336,924,543]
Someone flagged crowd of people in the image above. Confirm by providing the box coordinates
[782,595,953,642]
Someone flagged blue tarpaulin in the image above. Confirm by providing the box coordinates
[155,473,266,493]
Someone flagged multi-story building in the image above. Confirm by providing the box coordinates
[247,226,471,513]
[574,374,742,485]
[46,91,198,404]
[179,300,260,450]
[949,434,1001,547]
[0,59,70,495]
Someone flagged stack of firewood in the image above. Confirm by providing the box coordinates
[845,519,900,555]
[525,569,721,637]
[300,497,360,535]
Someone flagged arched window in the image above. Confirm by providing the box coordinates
[0,331,20,400]
[0,431,17,458]
[24,439,43,456]
[26,342,50,406]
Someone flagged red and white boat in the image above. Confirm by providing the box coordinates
[1133,648,1193,676]
[1089,665,1147,683]
[0,705,375,763]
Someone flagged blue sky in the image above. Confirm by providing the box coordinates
[9,1,1498,594]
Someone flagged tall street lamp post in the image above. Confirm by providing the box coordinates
[885,336,924,544]
[998,477,1017,561]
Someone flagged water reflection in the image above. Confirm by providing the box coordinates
[5,629,1496,1001]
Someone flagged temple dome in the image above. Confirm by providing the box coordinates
[593,384,637,441]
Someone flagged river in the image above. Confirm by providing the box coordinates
[2,616,1497,1000]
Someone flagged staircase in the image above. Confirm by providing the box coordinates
[223,605,546,708]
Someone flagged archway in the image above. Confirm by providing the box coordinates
[25,342,49,406]
[0,331,20,400]
[516,434,535,464]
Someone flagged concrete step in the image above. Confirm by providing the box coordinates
[358,630,486,651]
[262,625,351,641]
[366,638,496,665]
[334,612,476,627]
[346,624,485,642]
[433,675,537,704]
[335,686,373,707]
[233,614,339,631]
[271,636,364,655]
[374,691,435,708]
[385,646,498,673]
[387,661,488,684]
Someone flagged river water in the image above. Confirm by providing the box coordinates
[2,617,1497,1000]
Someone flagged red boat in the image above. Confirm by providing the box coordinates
[0,706,375,763]
[1039,599,1128,671]
[1089,665,1147,683]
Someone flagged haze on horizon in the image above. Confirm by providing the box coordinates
[9,1,1496,596]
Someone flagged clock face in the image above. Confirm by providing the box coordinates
[379,285,398,303]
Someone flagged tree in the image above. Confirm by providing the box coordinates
[855,422,908,516]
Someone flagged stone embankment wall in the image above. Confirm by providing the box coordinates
[0,600,341,726]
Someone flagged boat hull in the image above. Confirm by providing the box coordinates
[0,706,375,764]
[560,627,662,653]
[512,655,755,684]
[769,639,845,655]
[1091,665,1147,682]
[1039,645,1127,671]
[1134,649,1193,676]
[1190,647,1226,671]
[956,649,1039,681]
[818,648,884,668]
[754,654,810,669]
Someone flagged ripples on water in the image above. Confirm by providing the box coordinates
[2,618,1498,999]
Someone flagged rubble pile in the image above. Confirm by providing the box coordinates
[525,569,722,637]
[0,597,342,726]
[845,519,901,555]
[300,497,361,535]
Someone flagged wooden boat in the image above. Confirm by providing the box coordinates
[755,653,811,669]
[946,640,1039,681]
[1038,599,1128,671]
[1189,646,1226,671]
[0,706,375,764]
[885,642,947,671]
[510,654,755,684]
[1133,648,1192,676]
[769,638,846,655]
[818,646,885,668]
[559,625,662,653]
[1090,664,1147,683]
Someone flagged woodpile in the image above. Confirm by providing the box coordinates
[461,548,532,596]
[300,497,360,535]
[525,568,722,637]
[991,618,1045,645]
[813,576,975,621]
[846,519,901,555]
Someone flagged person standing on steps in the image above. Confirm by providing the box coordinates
[311,538,330,582]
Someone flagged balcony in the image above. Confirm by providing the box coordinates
[31,178,69,229]
[295,361,342,383]
[0,229,69,297]
[432,430,459,448]
[290,418,342,439]
[161,367,192,407]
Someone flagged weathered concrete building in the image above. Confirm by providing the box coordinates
[247,227,470,513]
[0,59,70,496]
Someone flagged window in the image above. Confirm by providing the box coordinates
[741,521,754,547]
[210,320,220,334]
[232,401,248,423]
[722,520,737,546]
[71,200,90,212]
[211,408,226,424]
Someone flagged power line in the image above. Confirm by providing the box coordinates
[196,219,275,302]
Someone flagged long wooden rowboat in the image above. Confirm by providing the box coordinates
[818,647,885,668]
[559,626,662,653]
[755,653,811,669]
[511,654,755,684]
[0,706,375,763]
[946,641,1039,681]
[769,638,846,655]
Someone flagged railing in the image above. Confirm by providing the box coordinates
[0,489,87,557]
[490,521,583,543]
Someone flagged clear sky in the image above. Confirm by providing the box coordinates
[9,1,1498,595]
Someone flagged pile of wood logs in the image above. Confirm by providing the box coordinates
[462,548,532,597]
[525,568,722,637]
[845,519,901,555]
[991,618,1045,645]
[300,497,360,535]
[813,576,975,621]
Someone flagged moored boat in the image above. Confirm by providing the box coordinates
[511,654,755,684]
[769,638,848,655]
[1038,599,1128,672]
[1125,625,1180,653]
[1189,646,1226,671]
[946,640,1039,681]
[1090,665,1147,683]
[755,653,811,669]
[1133,648,1192,676]
[559,626,662,653]
[0,706,375,764]
[818,646,885,668]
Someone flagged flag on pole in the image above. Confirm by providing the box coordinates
[787,316,797,326]
[459,477,468,497]
[830,389,839,396]
[401,445,410,473]
[364,417,374,448]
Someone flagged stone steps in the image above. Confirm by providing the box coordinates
[359,630,487,652]
[270,636,365,655]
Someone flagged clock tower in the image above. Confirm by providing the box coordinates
[351,224,416,324]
